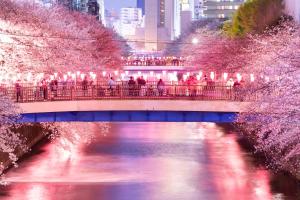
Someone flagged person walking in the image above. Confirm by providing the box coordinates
[108,77,116,96]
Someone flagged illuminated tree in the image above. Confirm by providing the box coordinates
[0,0,122,75]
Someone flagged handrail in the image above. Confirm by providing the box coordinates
[0,84,254,103]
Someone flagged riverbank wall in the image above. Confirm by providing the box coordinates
[0,124,47,174]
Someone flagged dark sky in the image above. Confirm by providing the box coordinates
[105,0,136,12]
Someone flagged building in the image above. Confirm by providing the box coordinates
[144,0,181,51]
[137,0,145,15]
[285,0,300,22]
[119,7,144,36]
[201,0,246,19]
[55,0,106,25]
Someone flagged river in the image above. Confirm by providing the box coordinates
[0,122,299,200]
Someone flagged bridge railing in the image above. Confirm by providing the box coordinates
[0,84,257,103]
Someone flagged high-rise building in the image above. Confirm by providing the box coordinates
[144,0,181,51]
[137,0,145,15]
[202,0,246,19]
[120,8,144,36]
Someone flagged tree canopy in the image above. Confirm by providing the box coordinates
[223,0,284,37]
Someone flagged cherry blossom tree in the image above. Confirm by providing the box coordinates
[0,0,123,75]
[0,94,24,174]
[237,21,300,177]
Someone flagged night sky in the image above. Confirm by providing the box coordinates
[105,0,136,12]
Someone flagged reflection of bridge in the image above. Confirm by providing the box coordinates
[8,84,253,123]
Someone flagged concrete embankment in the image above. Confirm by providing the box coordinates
[0,124,47,174]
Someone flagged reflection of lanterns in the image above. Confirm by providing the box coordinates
[210,72,215,80]
[236,73,242,82]
[102,71,107,77]
[223,73,228,81]
[250,74,255,82]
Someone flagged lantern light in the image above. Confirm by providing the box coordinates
[236,73,242,82]
[196,75,201,81]
[156,74,161,80]
[77,71,81,76]
[71,74,76,80]
[54,72,58,78]
[210,72,215,80]
[183,74,188,81]
[223,73,228,81]
[114,70,119,76]
[162,70,166,75]
[125,71,129,75]
[121,73,125,80]
[199,71,203,78]
[80,74,85,80]
[150,71,154,76]
[250,74,255,82]
[187,72,190,77]
[63,74,68,81]
[50,75,54,80]
[102,71,107,77]
[138,71,142,76]
[67,71,71,76]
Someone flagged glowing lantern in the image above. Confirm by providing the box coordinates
[102,71,107,77]
[144,74,148,80]
[156,74,161,80]
[162,70,166,75]
[236,73,242,82]
[121,73,125,80]
[77,71,81,76]
[71,74,76,80]
[63,75,68,81]
[54,72,58,78]
[80,74,85,80]
[138,71,142,76]
[187,72,190,77]
[199,71,203,78]
[265,76,270,82]
[125,71,129,75]
[210,72,215,80]
[67,71,71,76]
[114,70,119,76]
[150,71,154,76]
[250,74,255,82]
[183,74,188,81]
[196,75,201,81]
[17,73,21,79]
[50,75,54,80]
[223,73,228,81]
[26,73,32,82]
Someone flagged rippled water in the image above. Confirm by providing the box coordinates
[0,122,299,200]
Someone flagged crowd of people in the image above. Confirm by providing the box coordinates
[9,74,245,102]
[123,57,185,66]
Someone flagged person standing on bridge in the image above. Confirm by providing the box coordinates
[15,80,22,102]
[128,76,136,96]
[157,79,165,96]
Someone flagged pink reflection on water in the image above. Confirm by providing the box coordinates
[1,123,283,200]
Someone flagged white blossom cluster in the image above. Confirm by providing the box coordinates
[0,0,122,76]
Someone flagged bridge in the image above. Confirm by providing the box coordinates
[9,84,253,123]
[18,100,250,123]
